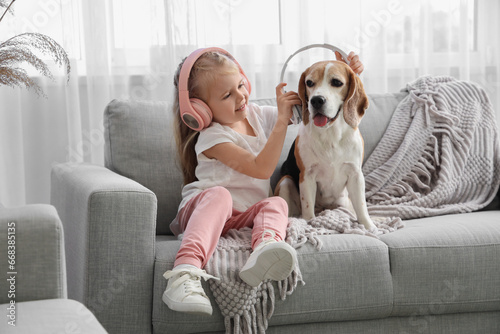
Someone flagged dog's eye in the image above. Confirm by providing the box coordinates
[331,79,343,87]
[306,80,314,88]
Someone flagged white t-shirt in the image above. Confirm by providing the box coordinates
[178,103,278,213]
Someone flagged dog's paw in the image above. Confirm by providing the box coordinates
[360,218,377,232]
[302,213,315,222]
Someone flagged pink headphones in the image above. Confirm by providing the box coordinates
[178,47,252,131]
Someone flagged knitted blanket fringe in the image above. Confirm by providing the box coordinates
[205,76,500,334]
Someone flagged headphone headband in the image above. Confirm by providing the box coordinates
[178,47,243,96]
[178,47,251,131]
[279,44,350,84]
[279,44,350,124]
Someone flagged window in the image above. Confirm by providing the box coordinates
[190,0,281,46]
[112,0,166,48]
[384,1,477,57]
[111,0,281,49]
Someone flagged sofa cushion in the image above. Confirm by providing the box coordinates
[380,211,500,316]
[360,92,407,162]
[262,312,500,334]
[104,99,183,235]
[152,235,393,333]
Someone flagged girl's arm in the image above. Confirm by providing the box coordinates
[203,83,301,179]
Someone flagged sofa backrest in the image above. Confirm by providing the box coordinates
[103,93,407,235]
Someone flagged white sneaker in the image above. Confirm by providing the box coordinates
[162,265,219,315]
[239,231,297,287]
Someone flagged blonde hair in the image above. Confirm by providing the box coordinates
[173,51,240,185]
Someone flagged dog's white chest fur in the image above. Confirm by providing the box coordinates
[297,115,363,209]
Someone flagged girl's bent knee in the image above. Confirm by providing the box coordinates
[201,186,233,210]
[263,196,288,216]
[271,196,288,210]
[206,186,231,200]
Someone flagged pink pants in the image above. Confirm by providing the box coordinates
[172,186,289,269]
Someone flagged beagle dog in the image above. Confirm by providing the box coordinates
[275,60,376,231]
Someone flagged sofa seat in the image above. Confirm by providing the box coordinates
[380,211,500,317]
[262,312,500,334]
[152,211,500,334]
[152,234,393,334]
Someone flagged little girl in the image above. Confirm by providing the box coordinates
[163,47,364,316]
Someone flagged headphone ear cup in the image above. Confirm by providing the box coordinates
[191,98,212,127]
[181,98,213,131]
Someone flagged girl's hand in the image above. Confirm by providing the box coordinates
[276,83,301,126]
[335,51,364,75]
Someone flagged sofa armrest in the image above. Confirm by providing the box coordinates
[0,204,66,303]
[51,163,157,333]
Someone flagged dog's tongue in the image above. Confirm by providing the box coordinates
[314,114,329,127]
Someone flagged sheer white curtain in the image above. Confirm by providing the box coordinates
[1,0,499,207]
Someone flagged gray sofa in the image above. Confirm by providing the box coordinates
[0,204,108,333]
[51,90,500,334]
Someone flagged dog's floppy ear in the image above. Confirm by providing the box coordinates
[298,70,308,110]
[343,69,369,129]
[298,69,310,124]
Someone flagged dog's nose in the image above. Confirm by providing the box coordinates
[311,96,326,109]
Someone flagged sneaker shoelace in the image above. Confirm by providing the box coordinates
[255,229,278,250]
[163,268,219,297]
[261,229,277,241]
